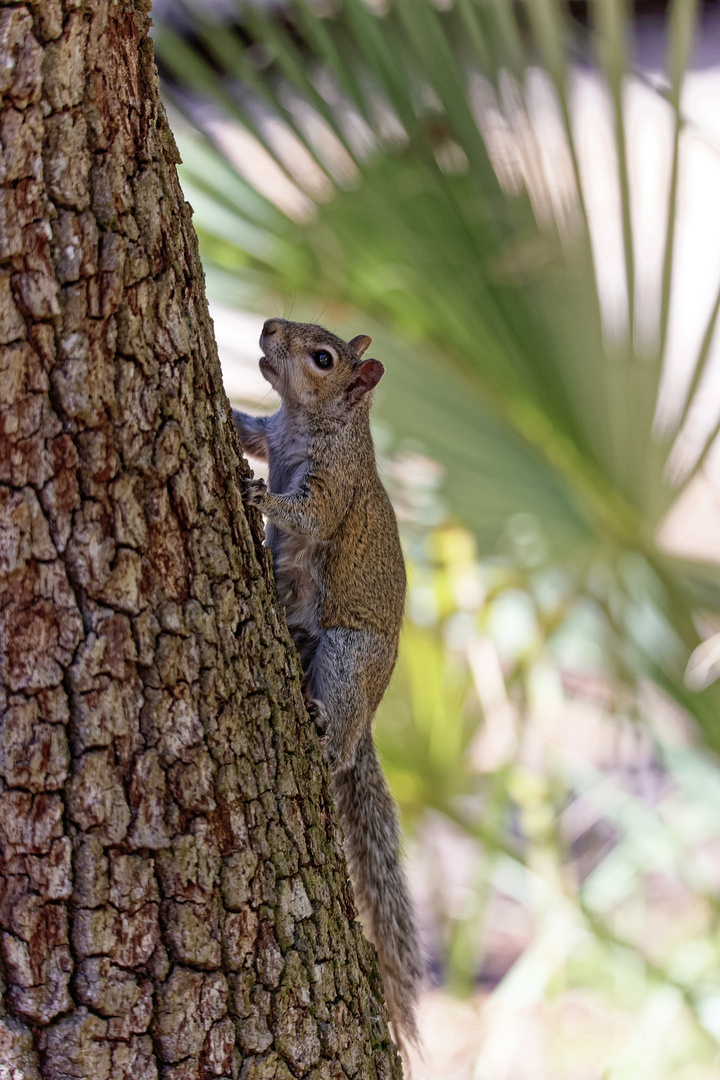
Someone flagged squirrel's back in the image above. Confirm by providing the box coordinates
[265,366,405,656]
[322,457,405,640]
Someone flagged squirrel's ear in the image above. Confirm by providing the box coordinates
[346,359,384,402]
[349,334,372,358]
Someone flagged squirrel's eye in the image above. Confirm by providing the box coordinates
[312,350,333,370]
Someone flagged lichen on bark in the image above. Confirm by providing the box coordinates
[0,2,404,1077]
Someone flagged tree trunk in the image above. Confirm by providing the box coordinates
[0,2,403,1077]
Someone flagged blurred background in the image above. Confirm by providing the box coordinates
[152,2,720,1076]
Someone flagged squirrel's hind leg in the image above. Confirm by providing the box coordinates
[305,627,392,769]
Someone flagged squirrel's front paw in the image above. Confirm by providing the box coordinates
[242,477,268,508]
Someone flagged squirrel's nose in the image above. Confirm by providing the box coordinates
[262,319,282,337]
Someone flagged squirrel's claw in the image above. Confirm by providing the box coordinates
[307,698,329,734]
[242,476,267,507]
[308,700,357,769]
[307,700,341,766]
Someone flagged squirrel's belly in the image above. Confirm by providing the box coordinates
[274,531,321,641]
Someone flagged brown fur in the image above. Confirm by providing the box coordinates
[233,318,423,1046]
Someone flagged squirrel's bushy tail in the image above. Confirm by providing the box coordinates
[331,728,423,1048]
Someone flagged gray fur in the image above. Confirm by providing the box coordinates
[234,318,423,1047]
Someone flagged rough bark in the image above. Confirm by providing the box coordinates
[0,2,403,1077]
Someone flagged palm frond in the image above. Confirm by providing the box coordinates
[155,0,720,743]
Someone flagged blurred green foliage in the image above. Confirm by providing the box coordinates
[154,0,720,748]
[377,460,720,1075]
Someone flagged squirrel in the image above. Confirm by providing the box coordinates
[232,318,423,1048]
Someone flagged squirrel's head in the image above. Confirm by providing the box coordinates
[259,318,384,414]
